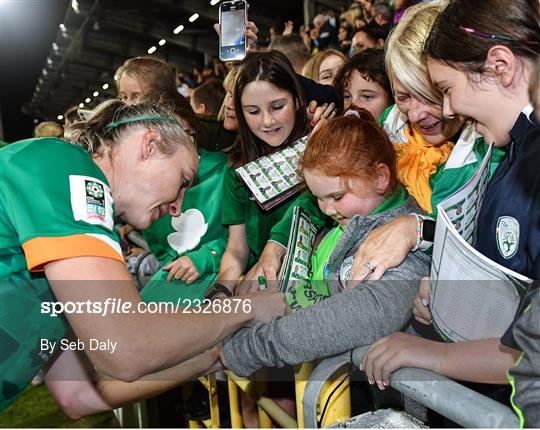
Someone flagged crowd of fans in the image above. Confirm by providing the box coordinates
[1,0,539,428]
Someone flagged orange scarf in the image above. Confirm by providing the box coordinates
[393,126,454,213]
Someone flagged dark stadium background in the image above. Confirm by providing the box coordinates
[0,0,313,142]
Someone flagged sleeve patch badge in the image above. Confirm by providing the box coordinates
[69,175,114,230]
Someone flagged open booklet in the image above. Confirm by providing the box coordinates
[235,136,307,210]
[430,143,534,342]
[277,206,319,311]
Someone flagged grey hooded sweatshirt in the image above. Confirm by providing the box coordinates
[222,198,431,376]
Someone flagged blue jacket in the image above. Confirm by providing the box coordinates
[475,106,540,280]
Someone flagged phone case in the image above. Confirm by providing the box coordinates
[219,0,247,62]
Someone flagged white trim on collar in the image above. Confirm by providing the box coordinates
[522,103,534,121]
[444,121,481,170]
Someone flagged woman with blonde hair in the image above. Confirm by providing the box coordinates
[345,0,510,282]
[217,65,239,132]
[115,56,176,104]
[377,0,506,216]
[302,48,346,85]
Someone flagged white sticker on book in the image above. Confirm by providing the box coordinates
[69,175,114,231]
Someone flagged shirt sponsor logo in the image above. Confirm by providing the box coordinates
[496,216,519,259]
[69,175,114,230]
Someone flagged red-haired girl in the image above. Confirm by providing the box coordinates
[221,110,430,375]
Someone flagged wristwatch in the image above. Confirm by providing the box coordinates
[411,214,436,251]
[205,282,233,301]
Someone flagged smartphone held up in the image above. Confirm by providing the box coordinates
[219,0,247,62]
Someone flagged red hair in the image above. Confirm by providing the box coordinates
[301,107,397,195]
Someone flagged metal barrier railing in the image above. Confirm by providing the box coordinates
[302,352,352,428]
[303,346,520,428]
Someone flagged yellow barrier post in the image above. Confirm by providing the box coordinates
[199,374,220,428]
[188,419,203,428]
[318,368,351,427]
[294,362,314,428]
[228,377,243,428]
[258,404,273,428]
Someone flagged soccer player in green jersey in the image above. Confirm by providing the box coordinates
[0,98,286,412]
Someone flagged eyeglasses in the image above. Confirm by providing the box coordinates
[460,26,540,46]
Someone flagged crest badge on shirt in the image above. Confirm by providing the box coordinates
[69,175,114,230]
[496,216,519,259]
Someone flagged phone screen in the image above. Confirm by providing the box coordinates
[220,1,246,61]
[222,9,245,47]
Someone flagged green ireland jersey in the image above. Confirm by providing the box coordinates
[141,149,229,302]
[0,138,123,411]
[221,165,296,269]
[269,191,334,248]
